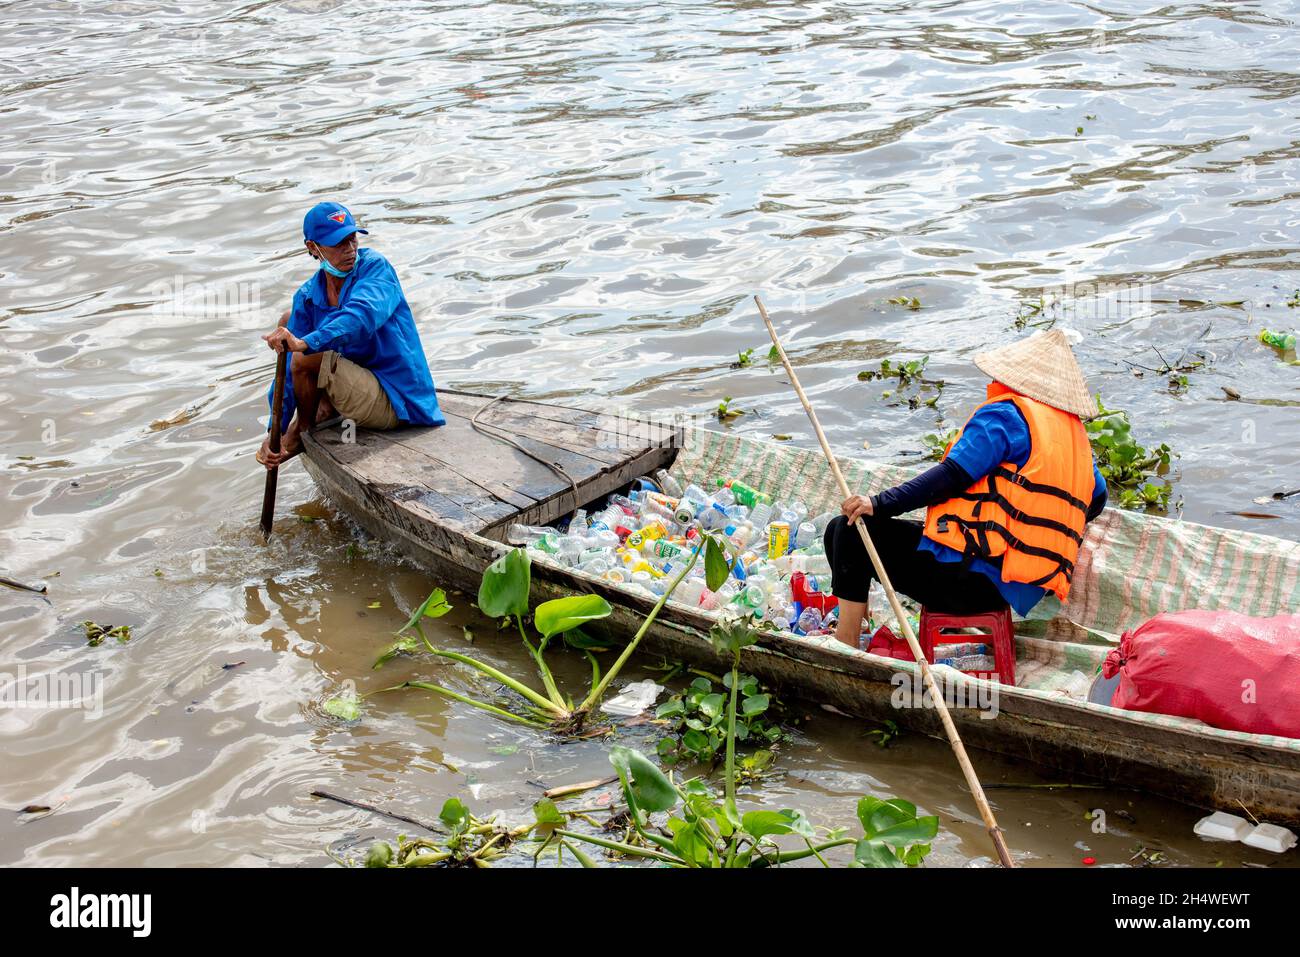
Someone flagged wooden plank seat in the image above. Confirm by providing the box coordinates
[302,388,682,540]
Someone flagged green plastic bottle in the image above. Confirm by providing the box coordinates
[1259,329,1297,351]
[717,478,770,508]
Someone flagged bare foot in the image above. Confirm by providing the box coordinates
[257,428,302,470]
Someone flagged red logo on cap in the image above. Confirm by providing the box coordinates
[328,212,347,223]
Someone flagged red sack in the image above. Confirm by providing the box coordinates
[866,625,914,661]
[1102,610,1300,738]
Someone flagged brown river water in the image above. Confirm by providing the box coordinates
[2,0,1298,868]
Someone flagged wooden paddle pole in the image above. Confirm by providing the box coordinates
[755,294,1015,868]
[259,349,289,541]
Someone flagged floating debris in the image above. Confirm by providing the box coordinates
[84,621,131,646]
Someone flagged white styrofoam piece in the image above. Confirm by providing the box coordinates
[599,679,664,717]
[1242,822,1297,853]
[1193,811,1253,841]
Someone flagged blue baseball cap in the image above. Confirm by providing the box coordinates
[303,201,369,247]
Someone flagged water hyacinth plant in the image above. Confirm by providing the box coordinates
[365,526,735,733]
[1086,395,1176,512]
[539,616,939,868]
[359,798,536,868]
[655,670,784,771]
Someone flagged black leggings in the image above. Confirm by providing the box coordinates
[822,514,1007,615]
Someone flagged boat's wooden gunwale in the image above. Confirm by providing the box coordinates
[300,444,1300,824]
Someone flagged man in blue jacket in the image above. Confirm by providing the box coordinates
[258,202,445,468]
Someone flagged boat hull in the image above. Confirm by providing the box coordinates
[302,445,1300,824]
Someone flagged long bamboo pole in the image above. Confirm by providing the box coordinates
[755,294,1015,868]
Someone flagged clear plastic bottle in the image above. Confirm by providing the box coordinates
[938,654,997,672]
[654,469,684,497]
[733,584,766,613]
[643,498,676,523]
[796,606,823,633]
[811,511,837,534]
[577,556,611,576]
[508,524,556,545]
[558,538,584,564]
[728,522,754,552]
[682,483,709,504]
[934,642,989,659]
[748,502,773,530]
[701,503,729,530]
[802,553,831,575]
[596,504,626,529]
[795,521,817,548]
[674,579,706,606]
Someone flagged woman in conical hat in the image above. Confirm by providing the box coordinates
[825,329,1107,652]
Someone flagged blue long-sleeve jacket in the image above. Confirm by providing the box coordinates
[266,248,445,430]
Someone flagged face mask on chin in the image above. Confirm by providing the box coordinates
[318,258,352,278]
[312,244,354,278]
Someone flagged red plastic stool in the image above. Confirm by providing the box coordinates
[918,607,1016,686]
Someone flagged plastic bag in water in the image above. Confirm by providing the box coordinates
[599,679,665,717]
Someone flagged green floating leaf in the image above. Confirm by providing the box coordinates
[609,745,678,813]
[742,808,815,841]
[477,550,531,620]
[562,627,611,651]
[534,593,612,639]
[857,796,939,847]
[323,693,362,721]
[532,798,565,826]
[697,693,725,721]
[83,620,131,646]
[439,797,470,833]
[373,635,420,670]
[851,839,904,868]
[399,587,452,635]
[364,842,393,868]
[741,693,770,716]
[656,698,686,719]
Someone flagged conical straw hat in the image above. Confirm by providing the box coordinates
[973,329,1095,419]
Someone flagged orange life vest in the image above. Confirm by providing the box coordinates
[921,385,1094,602]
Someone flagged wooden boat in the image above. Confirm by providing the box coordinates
[301,389,1300,824]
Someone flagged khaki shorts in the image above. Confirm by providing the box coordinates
[318,351,400,429]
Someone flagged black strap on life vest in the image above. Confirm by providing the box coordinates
[951,467,1086,546]
[935,512,1076,589]
[990,465,1089,514]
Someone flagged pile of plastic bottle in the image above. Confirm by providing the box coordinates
[508,468,846,638]
[932,642,996,673]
